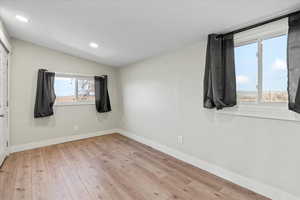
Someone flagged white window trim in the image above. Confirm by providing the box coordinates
[234,18,288,47]
[217,18,297,121]
[217,104,300,122]
[54,73,95,106]
[55,101,94,106]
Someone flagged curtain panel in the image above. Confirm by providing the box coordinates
[203,34,237,109]
[288,12,300,113]
[94,75,111,113]
[34,69,56,118]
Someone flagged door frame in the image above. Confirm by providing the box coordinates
[0,40,10,166]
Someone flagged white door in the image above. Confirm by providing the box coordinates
[0,43,9,166]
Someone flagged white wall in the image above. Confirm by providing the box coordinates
[118,40,300,198]
[10,39,120,146]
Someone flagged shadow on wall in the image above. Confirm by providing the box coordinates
[96,112,111,122]
[32,115,57,127]
[30,106,112,127]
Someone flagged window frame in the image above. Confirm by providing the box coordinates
[216,18,300,122]
[234,18,288,108]
[54,73,95,106]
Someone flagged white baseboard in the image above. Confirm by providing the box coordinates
[117,129,299,200]
[10,129,119,153]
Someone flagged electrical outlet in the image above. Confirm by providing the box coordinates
[177,136,183,144]
[74,125,79,131]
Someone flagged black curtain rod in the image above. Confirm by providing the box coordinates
[44,71,106,77]
[221,10,300,37]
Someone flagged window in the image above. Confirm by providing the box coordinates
[235,42,258,102]
[262,35,288,103]
[234,19,288,105]
[219,19,300,121]
[54,74,95,105]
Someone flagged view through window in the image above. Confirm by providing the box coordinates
[235,42,258,102]
[54,75,95,104]
[262,35,288,102]
[235,34,288,103]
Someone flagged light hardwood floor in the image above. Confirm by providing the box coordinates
[0,133,270,200]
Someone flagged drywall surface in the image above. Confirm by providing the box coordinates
[118,40,300,198]
[10,39,121,145]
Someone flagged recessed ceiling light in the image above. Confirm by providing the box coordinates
[89,42,99,48]
[16,15,29,23]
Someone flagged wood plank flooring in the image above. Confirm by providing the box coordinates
[0,133,271,200]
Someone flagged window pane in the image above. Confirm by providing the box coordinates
[77,79,95,102]
[235,42,258,102]
[54,77,76,103]
[262,35,288,103]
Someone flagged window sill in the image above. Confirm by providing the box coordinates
[54,102,95,106]
[216,104,300,122]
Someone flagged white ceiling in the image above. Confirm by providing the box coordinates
[1,0,300,67]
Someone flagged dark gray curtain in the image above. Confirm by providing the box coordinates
[203,34,236,109]
[288,12,300,113]
[34,69,56,118]
[95,75,111,113]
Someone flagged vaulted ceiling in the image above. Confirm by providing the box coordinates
[1,0,300,67]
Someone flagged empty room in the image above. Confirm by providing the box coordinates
[0,0,300,199]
